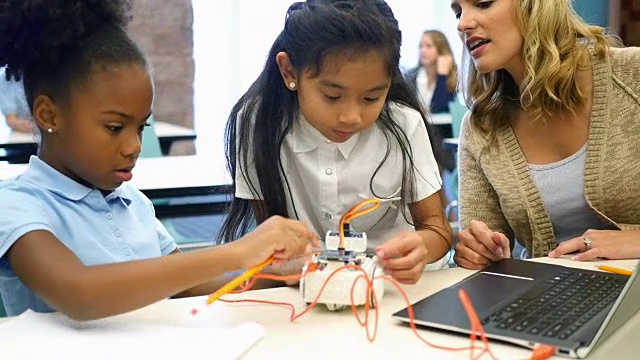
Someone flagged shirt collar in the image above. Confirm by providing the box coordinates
[288,114,360,159]
[21,156,132,205]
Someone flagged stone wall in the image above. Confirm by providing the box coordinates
[620,0,640,46]
[127,0,195,155]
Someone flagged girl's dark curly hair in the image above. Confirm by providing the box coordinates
[0,0,147,113]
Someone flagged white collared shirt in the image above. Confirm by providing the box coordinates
[415,67,434,110]
[236,103,445,269]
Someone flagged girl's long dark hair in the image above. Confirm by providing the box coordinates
[218,0,446,243]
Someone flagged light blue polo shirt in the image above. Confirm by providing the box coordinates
[0,156,177,316]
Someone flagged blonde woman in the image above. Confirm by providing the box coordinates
[405,30,458,114]
[452,0,640,269]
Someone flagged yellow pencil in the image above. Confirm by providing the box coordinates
[206,257,274,305]
[597,265,633,276]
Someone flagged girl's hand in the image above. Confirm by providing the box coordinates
[549,229,640,261]
[234,215,319,269]
[376,231,428,284]
[454,220,510,270]
[269,246,314,286]
[436,55,454,75]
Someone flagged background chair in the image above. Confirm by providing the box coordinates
[444,101,468,267]
[445,100,467,201]
[141,115,163,158]
[0,293,6,317]
[448,100,467,139]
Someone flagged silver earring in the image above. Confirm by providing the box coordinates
[289,81,296,89]
[47,128,53,133]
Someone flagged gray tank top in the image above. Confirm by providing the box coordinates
[514,144,615,259]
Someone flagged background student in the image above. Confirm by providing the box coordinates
[0,0,316,320]
[220,0,453,285]
[0,67,31,133]
[0,66,37,162]
[451,0,640,269]
[404,29,460,213]
[405,30,458,114]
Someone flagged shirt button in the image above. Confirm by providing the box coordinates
[325,140,332,144]
[115,229,122,237]
[123,247,132,256]
[324,212,332,219]
[105,212,113,220]
[325,168,333,175]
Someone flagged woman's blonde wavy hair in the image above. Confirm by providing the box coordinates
[422,30,458,92]
[461,0,622,141]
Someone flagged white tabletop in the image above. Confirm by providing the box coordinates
[0,257,638,359]
[214,257,639,359]
[0,121,195,147]
[428,113,452,125]
[0,128,35,147]
[444,138,459,146]
[153,121,197,140]
[127,155,229,192]
[0,155,231,193]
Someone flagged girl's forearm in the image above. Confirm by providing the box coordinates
[417,225,453,263]
[39,244,243,321]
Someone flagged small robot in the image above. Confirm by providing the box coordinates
[299,226,385,311]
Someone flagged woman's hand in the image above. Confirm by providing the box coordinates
[454,220,510,269]
[376,231,429,284]
[549,229,640,261]
[6,114,32,133]
[234,215,319,269]
[436,55,454,75]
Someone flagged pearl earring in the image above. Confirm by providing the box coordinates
[47,128,53,133]
[289,81,296,89]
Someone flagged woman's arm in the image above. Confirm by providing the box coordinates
[455,116,514,269]
[457,116,513,237]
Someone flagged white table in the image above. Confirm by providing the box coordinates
[0,155,232,217]
[429,113,453,125]
[0,121,196,159]
[0,257,637,359]
[443,137,459,152]
[153,122,197,154]
[220,257,640,359]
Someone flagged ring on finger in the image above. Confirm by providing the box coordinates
[583,237,593,252]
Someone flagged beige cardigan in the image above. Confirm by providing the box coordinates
[458,47,640,258]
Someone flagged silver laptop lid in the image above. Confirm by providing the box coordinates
[577,261,640,358]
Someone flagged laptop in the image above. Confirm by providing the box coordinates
[392,259,640,358]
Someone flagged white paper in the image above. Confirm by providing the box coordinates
[0,298,265,360]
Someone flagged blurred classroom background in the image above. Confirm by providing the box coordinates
[0,0,631,248]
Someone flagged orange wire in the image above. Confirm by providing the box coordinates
[338,199,381,248]
[459,289,497,360]
[205,194,547,359]
[204,260,552,358]
[208,263,498,357]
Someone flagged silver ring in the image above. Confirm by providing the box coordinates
[583,237,593,251]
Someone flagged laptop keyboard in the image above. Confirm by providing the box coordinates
[482,270,628,340]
